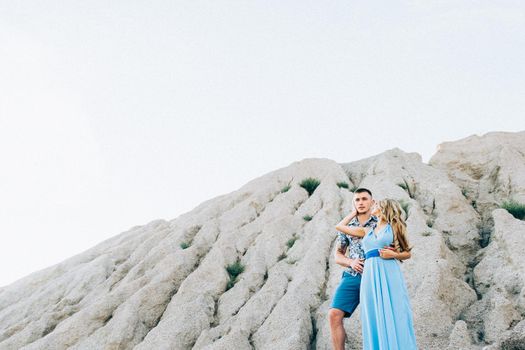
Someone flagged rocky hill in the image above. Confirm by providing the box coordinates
[1,131,524,350]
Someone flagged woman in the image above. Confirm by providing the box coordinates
[335,198,417,350]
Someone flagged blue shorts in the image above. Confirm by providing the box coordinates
[330,271,361,317]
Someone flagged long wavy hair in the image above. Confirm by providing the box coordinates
[376,199,412,253]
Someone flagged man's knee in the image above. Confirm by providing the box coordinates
[328,308,345,325]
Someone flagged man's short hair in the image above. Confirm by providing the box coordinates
[354,188,372,197]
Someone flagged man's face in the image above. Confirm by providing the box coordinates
[353,192,373,214]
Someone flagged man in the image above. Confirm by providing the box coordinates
[328,188,377,350]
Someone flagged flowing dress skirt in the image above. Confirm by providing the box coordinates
[360,253,418,350]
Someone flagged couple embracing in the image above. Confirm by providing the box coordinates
[328,188,418,350]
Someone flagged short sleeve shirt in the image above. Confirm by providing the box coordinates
[336,215,378,276]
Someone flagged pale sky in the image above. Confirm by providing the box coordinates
[1,0,524,287]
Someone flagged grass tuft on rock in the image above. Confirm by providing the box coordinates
[300,178,321,196]
[501,200,525,220]
[226,261,244,278]
[226,261,245,290]
[281,185,291,193]
[337,182,349,189]
[397,182,408,191]
[180,242,190,249]
[286,236,298,249]
[303,215,313,221]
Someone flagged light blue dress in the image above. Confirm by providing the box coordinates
[360,224,418,350]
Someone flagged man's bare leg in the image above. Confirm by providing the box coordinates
[328,308,346,350]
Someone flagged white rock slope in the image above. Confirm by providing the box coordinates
[1,131,524,350]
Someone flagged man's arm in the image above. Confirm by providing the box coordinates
[334,240,364,273]
[334,243,350,266]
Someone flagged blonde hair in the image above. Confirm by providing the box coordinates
[376,199,412,253]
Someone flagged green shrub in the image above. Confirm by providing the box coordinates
[337,182,349,189]
[286,236,297,249]
[225,261,245,290]
[303,215,313,221]
[180,242,190,249]
[281,185,291,193]
[397,182,408,191]
[226,261,245,278]
[300,178,321,196]
[501,200,525,220]
[426,218,434,227]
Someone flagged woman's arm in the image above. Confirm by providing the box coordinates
[335,211,367,238]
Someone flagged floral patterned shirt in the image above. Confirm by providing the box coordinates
[336,215,378,276]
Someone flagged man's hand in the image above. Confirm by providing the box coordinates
[349,258,364,274]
